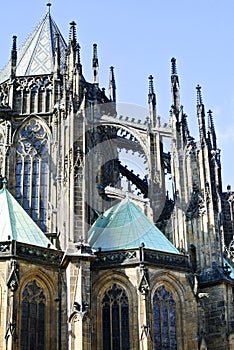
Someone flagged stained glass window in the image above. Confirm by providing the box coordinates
[20,280,46,350]
[153,285,177,350]
[15,118,49,231]
[102,283,130,350]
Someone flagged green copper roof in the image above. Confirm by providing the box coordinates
[88,197,179,253]
[0,10,67,83]
[223,258,234,279]
[0,183,55,249]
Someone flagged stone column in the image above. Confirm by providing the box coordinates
[138,263,152,350]
[65,243,95,350]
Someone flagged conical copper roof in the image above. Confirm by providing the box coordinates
[88,197,179,254]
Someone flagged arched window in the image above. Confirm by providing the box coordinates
[15,118,49,231]
[20,280,46,350]
[153,285,177,350]
[102,283,130,350]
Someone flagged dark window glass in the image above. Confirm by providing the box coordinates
[20,280,46,350]
[153,285,177,350]
[15,118,49,231]
[102,283,130,350]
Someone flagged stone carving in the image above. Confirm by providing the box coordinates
[138,264,150,295]
[186,185,206,219]
[7,260,19,292]
[16,118,48,157]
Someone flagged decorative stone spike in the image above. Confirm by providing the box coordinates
[196,84,203,104]
[171,57,177,75]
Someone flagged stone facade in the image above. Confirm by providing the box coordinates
[0,4,234,350]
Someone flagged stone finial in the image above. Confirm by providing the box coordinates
[207,109,213,128]
[12,35,17,51]
[171,57,177,75]
[148,75,154,95]
[148,75,156,128]
[196,84,203,104]
[11,35,17,78]
[92,43,98,68]
[69,21,77,44]
[46,2,52,13]
[92,44,99,84]
[109,66,116,102]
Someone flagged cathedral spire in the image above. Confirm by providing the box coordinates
[92,43,99,84]
[10,36,17,79]
[196,85,206,141]
[148,75,157,128]
[109,66,116,103]
[171,57,180,114]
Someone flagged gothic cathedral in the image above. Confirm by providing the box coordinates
[0,4,234,350]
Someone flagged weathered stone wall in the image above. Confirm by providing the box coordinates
[91,264,199,349]
[14,261,60,350]
[199,282,234,350]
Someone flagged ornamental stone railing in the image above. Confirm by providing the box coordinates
[0,240,63,266]
[92,246,190,270]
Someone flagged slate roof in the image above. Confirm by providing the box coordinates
[0,182,55,249]
[88,196,179,254]
[0,10,67,83]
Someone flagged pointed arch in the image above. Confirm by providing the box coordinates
[92,271,137,350]
[153,285,177,349]
[150,272,187,350]
[102,283,130,350]
[20,279,46,350]
[17,268,57,350]
[13,115,51,231]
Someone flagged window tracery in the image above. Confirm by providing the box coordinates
[15,118,49,231]
[102,283,130,350]
[153,285,177,350]
[20,280,46,350]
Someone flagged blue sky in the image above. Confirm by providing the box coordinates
[0,0,234,188]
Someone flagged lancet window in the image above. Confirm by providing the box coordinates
[15,118,49,231]
[102,283,130,350]
[153,285,177,350]
[20,280,46,350]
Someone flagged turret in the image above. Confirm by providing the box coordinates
[148,75,156,128]
[92,43,99,85]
